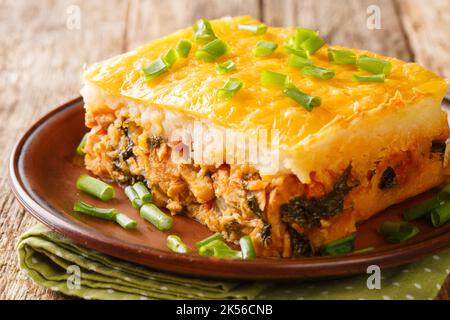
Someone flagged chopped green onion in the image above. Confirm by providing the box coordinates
[253,40,278,57]
[356,55,392,75]
[378,221,420,243]
[140,204,173,231]
[300,35,325,55]
[431,202,450,227]
[239,236,256,260]
[141,57,169,81]
[76,174,115,201]
[238,23,267,35]
[195,233,224,248]
[284,46,308,58]
[301,66,335,80]
[195,38,230,62]
[132,181,152,204]
[437,183,450,201]
[320,233,356,256]
[163,48,178,67]
[352,74,385,83]
[124,186,143,209]
[294,28,318,48]
[198,240,242,259]
[216,60,236,74]
[115,213,137,229]
[283,84,321,111]
[352,246,375,254]
[261,70,290,88]
[167,235,189,253]
[175,39,192,58]
[217,78,243,101]
[76,133,88,156]
[73,200,117,220]
[287,54,312,68]
[193,19,216,44]
[403,197,442,221]
[328,49,356,64]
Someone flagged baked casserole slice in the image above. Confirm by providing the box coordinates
[81,16,449,257]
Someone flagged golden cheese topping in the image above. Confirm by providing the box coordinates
[84,16,448,154]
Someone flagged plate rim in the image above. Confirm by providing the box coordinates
[8,97,450,280]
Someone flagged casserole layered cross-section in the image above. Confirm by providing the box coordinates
[81,16,449,257]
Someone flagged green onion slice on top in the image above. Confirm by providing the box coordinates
[216,60,236,74]
[132,181,153,204]
[195,233,224,248]
[261,70,290,88]
[175,39,192,58]
[239,236,256,260]
[283,84,321,111]
[403,197,442,221]
[140,203,173,231]
[238,23,267,35]
[294,27,318,47]
[217,78,244,101]
[284,45,308,58]
[378,221,420,243]
[431,202,450,227]
[328,48,356,64]
[287,54,312,68]
[73,200,117,220]
[167,235,190,253]
[141,57,169,81]
[352,74,385,83]
[195,38,231,62]
[253,40,278,57]
[301,66,335,80]
[193,18,217,44]
[115,213,137,229]
[198,239,242,259]
[356,55,392,75]
[124,186,143,209]
[163,48,178,67]
[320,233,356,256]
[76,133,88,156]
[300,35,325,55]
[76,174,115,201]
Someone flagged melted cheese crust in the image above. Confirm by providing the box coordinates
[83,16,449,182]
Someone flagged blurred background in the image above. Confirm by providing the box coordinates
[0,0,449,299]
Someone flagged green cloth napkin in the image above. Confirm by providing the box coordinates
[17,224,449,300]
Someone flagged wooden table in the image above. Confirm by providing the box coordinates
[0,0,448,299]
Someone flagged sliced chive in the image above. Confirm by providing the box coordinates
[124,186,143,209]
[356,55,392,75]
[140,203,173,231]
[175,39,192,58]
[352,74,385,83]
[238,23,267,35]
[195,233,224,248]
[253,40,278,57]
[115,213,137,229]
[76,174,115,201]
[167,235,189,253]
[216,60,236,74]
[301,66,335,80]
[320,233,356,256]
[193,18,216,44]
[239,235,256,260]
[73,200,117,220]
[431,202,450,227]
[352,246,375,254]
[287,54,312,68]
[283,84,321,111]
[76,133,88,156]
[132,181,152,204]
[378,221,420,243]
[141,57,169,81]
[294,27,318,48]
[163,48,178,67]
[403,197,442,221]
[261,70,290,88]
[195,38,230,62]
[198,239,242,259]
[328,48,356,64]
[300,35,325,55]
[217,78,243,101]
[284,46,308,58]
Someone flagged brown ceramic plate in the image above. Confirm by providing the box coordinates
[9,97,450,280]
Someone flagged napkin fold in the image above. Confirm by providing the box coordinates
[17,224,449,300]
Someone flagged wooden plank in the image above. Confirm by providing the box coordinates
[395,0,450,79]
[262,0,413,60]
[0,0,128,300]
[125,0,261,50]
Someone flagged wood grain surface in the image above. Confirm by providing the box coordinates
[0,0,448,299]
